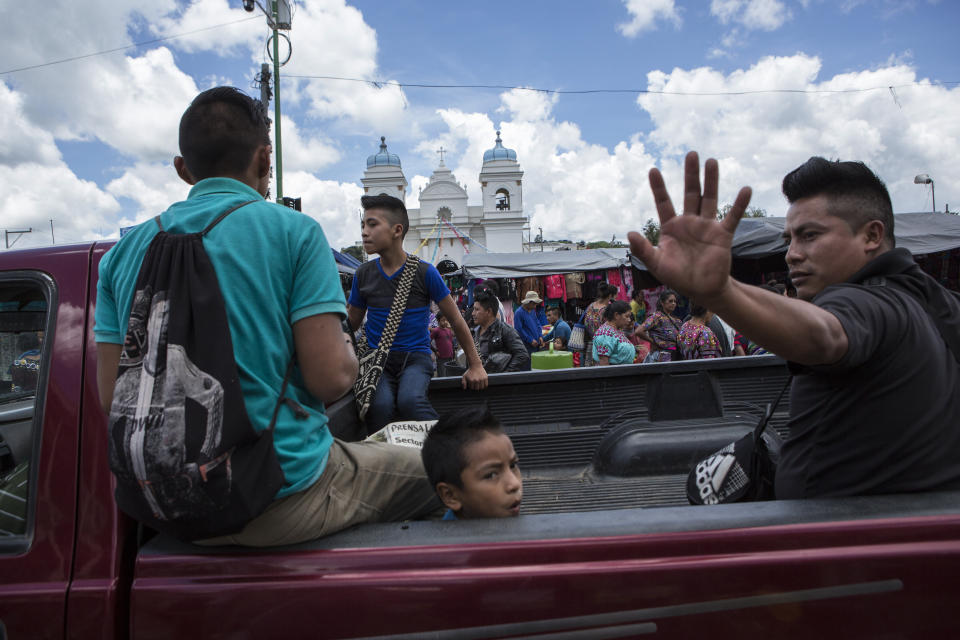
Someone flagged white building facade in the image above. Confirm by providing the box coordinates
[360,133,529,266]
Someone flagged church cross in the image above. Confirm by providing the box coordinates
[437,146,446,164]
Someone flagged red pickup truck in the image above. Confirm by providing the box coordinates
[2,241,959,639]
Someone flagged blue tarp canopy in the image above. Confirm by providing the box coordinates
[333,249,360,275]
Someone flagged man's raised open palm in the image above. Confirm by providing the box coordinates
[628,152,752,306]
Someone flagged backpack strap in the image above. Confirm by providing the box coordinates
[375,254,421,356]
[201,200,260,236]
[150,200,258,235]
[267,357,308,432]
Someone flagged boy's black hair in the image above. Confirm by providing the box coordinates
[473,290,498,314]
[422,407,503,489]
[782,157,895,247]
[361,194,409,238]
[179,87,271,181]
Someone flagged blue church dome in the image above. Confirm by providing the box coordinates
[366,136,401,168]
[482,130,517,163]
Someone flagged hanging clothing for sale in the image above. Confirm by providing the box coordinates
[621,268,635,300]
[564,272,585,299]
[501,299,515,326]
[517,276,545,300]
[583,272,604,300]
[543,274,567,301]
[606,269,630,301]
[643,285,665,314]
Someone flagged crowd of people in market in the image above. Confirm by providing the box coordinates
[424,275,797,374]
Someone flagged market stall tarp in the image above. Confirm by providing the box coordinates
[462,248,635,279]
[731,212,960,259]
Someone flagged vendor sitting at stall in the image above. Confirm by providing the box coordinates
[542,305,571,350]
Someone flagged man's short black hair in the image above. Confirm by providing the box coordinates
[179,86,271,181]
[473,290,498,315]
[422,407,503,489]
[361,194,409,238]
[782,157,895,247]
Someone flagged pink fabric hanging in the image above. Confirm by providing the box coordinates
[621,267,634,299]
[543,274,567,301]
[607,269,630,301]
[501,300,515,326]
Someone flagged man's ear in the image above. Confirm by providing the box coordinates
[436,482,462,513]
[861,220,886,251]
[257,144,272,179]
[174,156,196,186]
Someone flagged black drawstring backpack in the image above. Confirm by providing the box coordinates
[108,201,294,541]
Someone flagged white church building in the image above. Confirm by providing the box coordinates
[360,133,530,265]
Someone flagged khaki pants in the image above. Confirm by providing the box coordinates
[197,439,441,547]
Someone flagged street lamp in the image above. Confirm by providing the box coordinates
[914,174,936,213]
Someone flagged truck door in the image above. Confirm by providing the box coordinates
[0,246,90,639]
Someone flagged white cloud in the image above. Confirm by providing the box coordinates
[0,1,194,161]
[105,162,191,227]
[276,115,341,173]
[283,171,365,250]
[0,163,121,248]
[0,82,123,249]
[152,0,263,55]
[617,0,682,37]
[637,55,960,215]
[158,0,410,135]
[0,83,61,166]
[711,0,791,31]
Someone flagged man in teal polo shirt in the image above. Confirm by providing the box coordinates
[95,87,439,546]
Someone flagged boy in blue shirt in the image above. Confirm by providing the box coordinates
[421,407,522,520]
[543,306,572,350]
[347,195,487,431]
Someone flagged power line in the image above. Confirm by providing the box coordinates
[282,74,960,97]
[0,16,261,76]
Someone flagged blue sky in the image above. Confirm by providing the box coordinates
[1,0,958,252]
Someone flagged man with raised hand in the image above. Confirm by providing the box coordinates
[628,151,960,500]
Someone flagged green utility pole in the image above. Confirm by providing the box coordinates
[271,0,283,202]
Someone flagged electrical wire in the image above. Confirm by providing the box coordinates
[282,74,960,97]
[0,15,262,76]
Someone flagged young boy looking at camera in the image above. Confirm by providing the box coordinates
[421,407,522,520]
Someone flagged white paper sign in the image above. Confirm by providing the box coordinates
[365,420,438,449]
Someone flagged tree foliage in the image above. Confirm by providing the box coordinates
[717,204,767,221]
[340,245,365,262]
[641,219,661,246]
